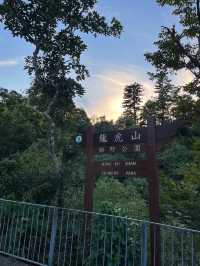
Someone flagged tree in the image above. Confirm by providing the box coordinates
[172,94,197,120]
[145,0,200,121]
[149,70,178,124]
[143,0,200,228]
[0,141,56,203]
[145,0,200,76]
[0,0,122,206]
[115,115,137,129]
[94,177,147,219]
[0,102,90,205]
[0,88,45,160]
[122,82,143,125]
[159,137,200,228]
[140,99,158,125]
[94,116,115,133]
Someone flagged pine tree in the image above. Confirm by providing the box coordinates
[150,70,179,124]
[149,71,178,124]
[122,82,143,125]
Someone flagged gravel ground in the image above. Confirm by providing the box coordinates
[0,255,30,266]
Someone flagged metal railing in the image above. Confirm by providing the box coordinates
[0,198,200,265]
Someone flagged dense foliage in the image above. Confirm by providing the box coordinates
[0,0,200,232]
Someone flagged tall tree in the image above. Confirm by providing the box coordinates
[145,0,200,120]
[122,82,143,125]
[0,0,122,206]
[149,70,178,124]
[144,0,200,226]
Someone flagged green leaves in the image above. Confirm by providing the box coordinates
[0,89,45,160]
[0,0,123,142]
[145,0,200,123]
[147,70,178,123]
[145,26,187,72]
[0,0,123,82]
[147,1,200,72]
[159,133,200,227]
[94,177,147,219]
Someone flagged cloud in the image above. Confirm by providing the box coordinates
[0,59,18,67]
[77,65,154,121]
[0,57,24,67]
[173,69,194,86]
[76,65,196,121]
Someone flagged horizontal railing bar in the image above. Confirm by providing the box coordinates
[0,198,56,209]
[59,210,200,234]
[0,251,47,266]
[0,198,200,234]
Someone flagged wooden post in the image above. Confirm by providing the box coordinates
[147,117,160,266]
[48,208,58,266]
[84,126,95,212]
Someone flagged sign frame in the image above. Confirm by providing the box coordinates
[81,117,184,266]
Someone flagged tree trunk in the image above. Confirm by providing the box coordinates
[44,112,65,207]
[32,45,65,207]
[43,90,65,207]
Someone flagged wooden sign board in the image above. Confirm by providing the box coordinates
[94,143,147,154]
[94,128,147,146]
[94,160,149,177]
[76,120,184,147]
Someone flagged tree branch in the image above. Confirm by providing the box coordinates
[33,45,40,80]
[25,90,60,171]
[165,27,200,73]
[45,91,59,115]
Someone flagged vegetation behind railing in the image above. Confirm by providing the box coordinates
[0,199,200,266]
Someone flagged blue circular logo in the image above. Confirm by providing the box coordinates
[75,135,83,144]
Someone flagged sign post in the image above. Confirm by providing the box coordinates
[147,117,160,266]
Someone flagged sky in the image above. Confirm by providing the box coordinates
[0,0,194,120]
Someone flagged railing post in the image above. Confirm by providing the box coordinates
[48,208,58,266]
[141,222,148,266]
